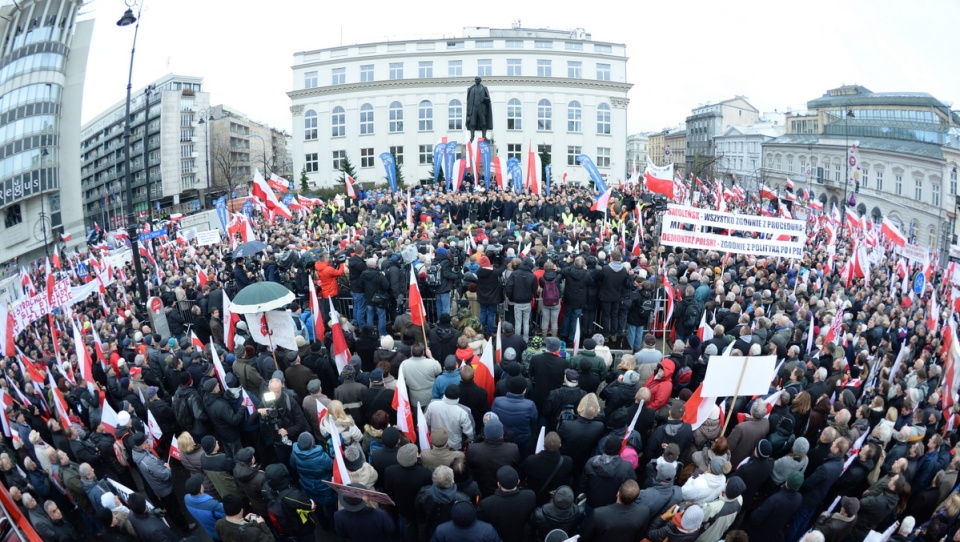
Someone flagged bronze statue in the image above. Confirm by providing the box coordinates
[466,76,492,142]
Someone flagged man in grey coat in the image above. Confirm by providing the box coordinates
[131,431,194,531]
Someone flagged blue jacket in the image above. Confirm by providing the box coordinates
[913,445,951,494]
[291,443,336,506]
[184,493,226,541]
[301,310,316,342]
[431,519,502,542]
[491,393,538,446]
[433,370,462,400]
[800,454,844,509]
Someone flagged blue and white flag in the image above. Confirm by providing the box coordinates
[379,152,398,193]
[507,157,523,193]
[433,142,445,185]
[444,141,457,190]
[241,200,253,217]
[479,140,492,190]
[577,154,608,193]
[214,196,228,232]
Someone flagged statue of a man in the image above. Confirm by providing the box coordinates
[466,76,492,142]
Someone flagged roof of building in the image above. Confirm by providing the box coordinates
[765,133,946,161]
[808,86,951,111]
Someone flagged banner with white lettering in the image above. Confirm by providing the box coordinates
[897,243,929,264]
[660,204,807,259]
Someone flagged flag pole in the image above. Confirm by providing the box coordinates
[722,358,750,434]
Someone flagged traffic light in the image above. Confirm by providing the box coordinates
[855,181,860,193]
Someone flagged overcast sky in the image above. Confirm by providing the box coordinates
[80,0,960,136]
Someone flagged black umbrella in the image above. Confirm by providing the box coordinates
[301,247,325,268]
[233,241,268,259]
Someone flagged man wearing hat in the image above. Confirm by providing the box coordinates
[432,355,462,400]
[262,463,318,539]
[582,437,637,508]
[491,376,538,455]
[425,385,474,451]
[811,495,860,542]
[498,322,528,360]
[383,444,433,539]
[361,369,394,425]
[202,377,255,459]
[477,465,536,542]
[529,337,568,415]
[420,428,465,471]
[433,246,462,318]
[215,493,272,542]
[200,435,244,501]
[432,500,501,542]
[232,447,269,519]
[284,352,318,403]
[745,471,804,542]
[429,313,461,366]
[542,369,587,432]
[334,482,395,541]
[734,439,776,516]
[697,476,746,542]
[143,385,176,455]
[467,416,520,498]
[569,338,607,381]
[370,427,403,490]
[183,473,226,540]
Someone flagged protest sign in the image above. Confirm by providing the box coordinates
[195,229,222,247]
[700,355,776,399]
[323,480,396,506]
[897,243,928,264]
[246,310,298,351]
[660,204,807,258]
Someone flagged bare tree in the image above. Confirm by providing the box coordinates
[211,135,248,199]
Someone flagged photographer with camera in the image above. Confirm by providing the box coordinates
[233,257,254,292]
[257,378,309,468]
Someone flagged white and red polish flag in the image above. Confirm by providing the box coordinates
[327,414,352,485]
[393,366,416,444]
[475,338,497,405]
[251,169,292,219]
[329,300,351,374]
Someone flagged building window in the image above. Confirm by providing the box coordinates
[332,150,346,171]
[418,100,433,131]
[389,146,403,165]
[389,62,403,80]
[331,106,345,137]
[477,59,492,77]
[951,168,957,195]
[331,67,345,85]
[595,43,612,53]
[360,64,374,82]
[914,178,922,200]
[506,40,523,48]
[448,99,463,130]
[597,147,611,168]
[861,168,868,188]
[537,60,552,77]
[304,71,318,89]
[507,98,522,130]
[418,61,433,78]
[537,144,552,159]
[305,153,318,173]
[4,203,21,227]
[834,164,840,182]
[896,174,903,196]
[359,103,374,135]
[419,145,433,164]
[304,110,318,140]
[535,40,552,49]
[448,60,462,77]
[597,103,611,135]
[507,144,522,161]
[596,63,611,81]
[567,101,582,132]
[446,41,464,49]
[475,40,493,48]
[567,61,582,78]
[787,156,793,173]
[538,99,552,131]
[876,170,884,191]
[567,146,582,166]
[507,59,522,76]
[360,148,374,168]
[933,182,941,206]
[389,102,403,133]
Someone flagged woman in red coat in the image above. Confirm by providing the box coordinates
[644,359,675,411]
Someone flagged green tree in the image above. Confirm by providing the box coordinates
[336,154,358,185]
[393,154,408,189]
[299,166,309,192]
[422,162,444,187]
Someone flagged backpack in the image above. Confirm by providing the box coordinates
[768,415,796,456]
[542,277,560,307]
[682,302,701,329]
[426,263,443,288]
[266,488,314,537]
[556,403,577,430]
[112,437,130,467]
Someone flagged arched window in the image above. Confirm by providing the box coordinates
[596,103,610,135]
[537,99,552,131]
[359,103,374,135]
[389,101,403,133]
[304,110,317,140]
[448,99,462,131]
[418,100,433,131]
[331,106,345,137]
[507,98,522,130]
[567,101,582,132]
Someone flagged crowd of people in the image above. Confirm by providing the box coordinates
[1,179,958,542]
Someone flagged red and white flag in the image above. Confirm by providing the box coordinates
[315,399,328,430]
[662,276,675,325]
[195,265,208,287]
[408,267,426,327]
[71,319,95,389]
[393,366,416,443]
[268,173,290,194]
[881,218,906,247]
[590,187,612,213]
[682,384,716,431]
[251,169,292,220]
[308,279,326,342]
[0,390,12,438]
[526,141,539,195]
[240,389,255,415]
[169,436,181,461]
[495,320,502,364]
[344,174,357,199]
[696,311,714,343]
[759,184,777,200]
[621,400,643,452]
[146,409,162,448]
[210,338,228,391]
[329,300,351,374]
[631,227,642,258]
[475,338,496,405]
[327,414,352,484]
[100,398,119,435]
[644,163,675,198]
[572,317,582,357]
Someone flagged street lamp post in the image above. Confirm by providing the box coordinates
[142,83,155,227]
[843,109,855,206]
[196,108,215,200]
[251,133,268,179]
[118,1,149,309]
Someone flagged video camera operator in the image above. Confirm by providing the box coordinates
[257,378,308,467]
[233,257,254,292]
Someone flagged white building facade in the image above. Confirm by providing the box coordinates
[288,26,632,188]
[0,0,92,266]
[714,122,784,183]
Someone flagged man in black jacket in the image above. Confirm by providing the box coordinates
[583,480,648,542]
[201,378,252,458]
[506,258,537,341]
[347,244,368,328]
[434,247,462,318]
[361,258,391,335]
[597,252,630,344]
[428,313,460,366]
[519,432,573,505]
[559,255,592,345]
[476,256,505,335]
[477,466,537,542]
